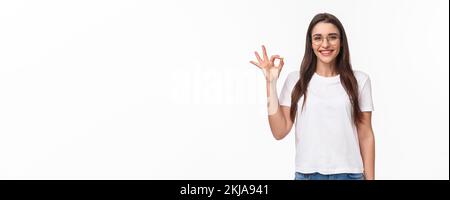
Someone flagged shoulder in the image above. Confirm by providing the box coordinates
[353,70,370,85]
[286,70,300,82]
[280,71,300,90]
[352,70,372,93]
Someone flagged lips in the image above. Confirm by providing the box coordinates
[319,50,334,56]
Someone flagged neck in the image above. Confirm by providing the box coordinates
[316,61,337,77]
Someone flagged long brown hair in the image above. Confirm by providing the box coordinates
[290,13,362,125]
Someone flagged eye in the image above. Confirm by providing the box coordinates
[313,36,322,41]
[329,35,339,40]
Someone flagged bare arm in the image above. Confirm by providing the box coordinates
[268,105,293,140]
[357,112,375,180]
[250,45,294,140]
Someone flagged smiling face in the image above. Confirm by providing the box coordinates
[311,22,341,65]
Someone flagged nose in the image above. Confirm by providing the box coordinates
[321,39,330,48]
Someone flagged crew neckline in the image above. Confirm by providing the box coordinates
[313,72,340,83]
[314,72,340,78]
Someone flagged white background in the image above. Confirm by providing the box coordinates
[0,0,448,180]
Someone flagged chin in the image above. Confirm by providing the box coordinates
[318,57,335,64]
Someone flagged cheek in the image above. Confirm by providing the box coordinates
[335,44,341,55]
[313,49,320,57]
[312,46,321,56]
[334,48,340,57]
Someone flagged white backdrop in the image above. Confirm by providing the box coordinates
[0,0,448,180]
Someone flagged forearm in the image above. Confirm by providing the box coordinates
[266,80,279,115]
[359,133,375,180]
[266,80,287,140]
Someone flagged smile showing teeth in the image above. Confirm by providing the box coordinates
[319,50,333,56]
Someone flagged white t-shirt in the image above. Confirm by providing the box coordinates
[279,70,374,174]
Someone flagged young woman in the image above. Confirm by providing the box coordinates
[249,13,375,180]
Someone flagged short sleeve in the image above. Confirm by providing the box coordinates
[279,71,299,107]
[358,76,374,112]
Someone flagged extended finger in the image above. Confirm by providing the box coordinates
[262,45,269,61]
[254,51,263,63]
[249,60,261,68]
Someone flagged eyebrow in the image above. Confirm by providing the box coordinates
[312,33,339,37]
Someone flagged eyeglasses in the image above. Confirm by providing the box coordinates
[312,34,340,45]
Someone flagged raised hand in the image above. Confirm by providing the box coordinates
[250,45,284,82]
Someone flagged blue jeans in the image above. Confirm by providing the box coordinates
[295,172,365,180]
